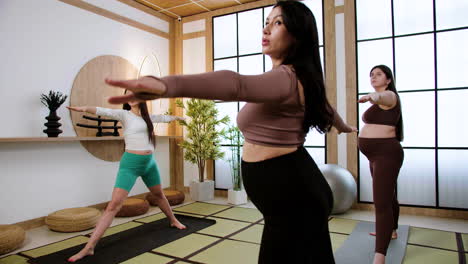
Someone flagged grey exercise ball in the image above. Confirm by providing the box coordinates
[319,164,357,214]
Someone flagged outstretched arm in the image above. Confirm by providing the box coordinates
[67,106,124,120]
[358,91,397,108]
[106,66,296,105]
[67,106,97,114]
[332,109,358,134]
[150,114,184,123]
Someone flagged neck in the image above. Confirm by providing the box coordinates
[374,86,387,93]
[131,107,140,116]
[270,55,284,68]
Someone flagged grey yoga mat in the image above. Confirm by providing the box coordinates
[334,221,409,264]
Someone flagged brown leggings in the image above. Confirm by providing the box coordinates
[358,137,404,255]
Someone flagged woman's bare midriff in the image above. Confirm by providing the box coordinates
[359,124,396,138]
[242,141,298,162]
[126,149,153,155]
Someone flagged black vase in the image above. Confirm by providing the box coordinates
[43,110,63,137]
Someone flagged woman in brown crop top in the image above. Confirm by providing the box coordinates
[105,1,355,263]
[358,65,404,264]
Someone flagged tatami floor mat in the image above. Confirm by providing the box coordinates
[330,233,348,252]
[328,217,359,234]
[198,217,251,237]
[120,252,174,264]
[101,222,143,238]
[462,233,468,252]
[0,254,30,264]
[402,245,459,264]
[229,224,263,244]
[153,233,219,258]
[189,239,260,264]
[7,202,465,264]
[134,213,167,223]
[22,236,89,258]
[173,203,230,216]
[408,227,458,251]
[212,207,263,223]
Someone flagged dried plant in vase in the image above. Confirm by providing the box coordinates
[40,91,68,137]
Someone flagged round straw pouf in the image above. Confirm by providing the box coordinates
[115,198,149,217]
[45,207,101,233]
[146,190,185,206]
[0,225,26,255]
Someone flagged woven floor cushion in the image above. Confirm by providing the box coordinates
[115,198,149,217]
[0,224,26,255]
[45,207,101,232]
[146,190,185,206]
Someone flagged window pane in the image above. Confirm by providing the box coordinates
[304,130,325,147]
[215,102,238,145]
[239,54,264,75]
[437,29,468,88]
[397,149,436,206]
[395,34,435,91]
[214,58,237,72]
[306,147,325,166]
[238,9,263,55]
[263,6,273,20]
[303,0,324,46]
[264,55,272,72]
[359,152,373,202]
[438,90,468,147]
[394,0,433,35]
[358,102,372,131]
[214,14,237,59]
[215,146,235,189]
[357,0,392,40]
[438,150,468,209]
[320,46,324,72]
[436,0,468,30]
[400,92,435,147]
[357,39,393,94]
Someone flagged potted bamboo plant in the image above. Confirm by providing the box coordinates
[40,91,68,137]
[176,99,229,201]
[223,125,247,205]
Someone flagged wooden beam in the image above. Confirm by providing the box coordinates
[59,0,169,39]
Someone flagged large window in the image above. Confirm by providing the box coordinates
[356,0,468,209]
[213,1,325,190]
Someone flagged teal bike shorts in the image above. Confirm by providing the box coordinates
[115,152,161,192]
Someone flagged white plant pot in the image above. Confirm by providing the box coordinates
[228,189,248,205]
[190,180,214,201]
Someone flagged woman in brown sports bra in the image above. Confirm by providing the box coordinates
[358,65,404,264]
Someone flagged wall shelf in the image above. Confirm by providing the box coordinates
[0,136,182,143]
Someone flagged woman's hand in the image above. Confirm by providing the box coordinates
[358,93,380,104]
[105,76,167,104]
[67,106,87,112]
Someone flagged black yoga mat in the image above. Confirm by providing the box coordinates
[30,214,216,264]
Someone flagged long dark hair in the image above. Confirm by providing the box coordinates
[273,1,334,133]
[123,102,156,148]
[370,65,404,141]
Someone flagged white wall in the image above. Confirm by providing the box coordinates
[0,0,171,224]
[181,20,208,186]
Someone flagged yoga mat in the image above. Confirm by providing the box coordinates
[334,221,409,264]
[30,214,215,264]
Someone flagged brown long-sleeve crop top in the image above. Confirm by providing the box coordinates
[160,65,306,147]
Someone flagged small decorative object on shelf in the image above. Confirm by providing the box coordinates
[76,115,122,137]
[40,91,68,137]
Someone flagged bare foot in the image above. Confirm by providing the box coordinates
[68,247,94,262]
[170,220,186,229]
[369,230,398,239]
[373,252,385,264]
